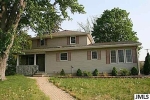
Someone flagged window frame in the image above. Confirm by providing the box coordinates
[110,50,117,63]
[70,36,76,44]
[117,49,125,63]
[91,51,98,60]
[60,52,68,61]
[40,39,45,46]
[125,49,133,63]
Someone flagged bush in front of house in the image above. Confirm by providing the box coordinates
[5,65,16,76]
[92,69,99,76]
[83,71,92,77]
[131,67,138,75]
[112,67,118,76]
[76,69,82,76]
[120,68,130,76]
[60,69,65,76]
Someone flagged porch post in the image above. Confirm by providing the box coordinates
[17,55,19,66]
[34,54,36,65]
[137,47,140,75]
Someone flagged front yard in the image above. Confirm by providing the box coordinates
[0,75,49,100]
[50,77,150,100]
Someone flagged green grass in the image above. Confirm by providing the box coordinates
[50,77,150,100]
[0,75,49,100]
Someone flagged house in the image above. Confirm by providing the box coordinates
[16,30,141,76]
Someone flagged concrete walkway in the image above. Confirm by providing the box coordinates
[30,77,75,100]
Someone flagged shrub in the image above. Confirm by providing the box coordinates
[60,69,65,76]
[92,69,99,76]
[131,67,138,75]
[83,71,92,77]
[102,72,109,76]
[5,65,16,76]
[120,69,130,76]
[76,69,82,76]
[112,67,117,76]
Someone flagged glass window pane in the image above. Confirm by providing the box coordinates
[61,53,67,60]
[40,39,45,46]
[92,51,97,59]
[118,50,124,63]
[111,50,116,63]
[71,37,76,43]
[126,49,132,62]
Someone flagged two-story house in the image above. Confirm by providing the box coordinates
[16,30,141,76]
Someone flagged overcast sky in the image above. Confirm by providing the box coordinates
[29,0,150,61]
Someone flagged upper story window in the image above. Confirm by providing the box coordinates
[40,39,45,46]
[70,36,76,44]
[91,51,97,59]
[60,53,68,61]
[111,50,117,63]
[126,49,132,63]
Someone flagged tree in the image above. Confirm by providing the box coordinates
[0,0,85,80]
[92,7,139,43]
[143,53,150,75]
[77,17,96,33]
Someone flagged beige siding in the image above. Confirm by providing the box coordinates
[32,40,37,48]
[32,35,89,48]
[47,37,67,47]
[45,49,137,75]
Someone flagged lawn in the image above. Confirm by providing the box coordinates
[50,77,150,100]
[0,75,49,100]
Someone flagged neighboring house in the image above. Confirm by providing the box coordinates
[16,30,141,76]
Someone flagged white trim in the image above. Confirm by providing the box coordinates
[125,49,133,63]
[110,50,117,64]
[34,54,36,65]
[60,52,68,61]
[91,51,98,60]
[17,55,19,66]
[70,36,76,44]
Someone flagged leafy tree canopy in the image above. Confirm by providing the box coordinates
[92,7,139,43]
[0,0,85,80]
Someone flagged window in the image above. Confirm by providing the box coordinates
[126,49,132,63]
[118,50,124,63]
[40,39,45,46]
[60,53,68,60]
[70,36,76,44]
[91,51,97,59]
[111,50,116,63]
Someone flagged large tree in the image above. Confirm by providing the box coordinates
[92,7,139,43]
[0,0,85,80]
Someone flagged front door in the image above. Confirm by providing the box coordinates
[36,54,45,71]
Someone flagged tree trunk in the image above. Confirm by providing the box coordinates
[0,54,8,81]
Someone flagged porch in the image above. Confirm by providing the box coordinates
[16,54,45,76]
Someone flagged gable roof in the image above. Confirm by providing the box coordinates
[31,30,94,43]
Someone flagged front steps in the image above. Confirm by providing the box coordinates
[33,72,49,77]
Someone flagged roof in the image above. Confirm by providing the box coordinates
[23,41,141,53]
[89,41,141,46]
[31,30,94,44]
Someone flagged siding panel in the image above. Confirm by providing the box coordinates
[98,50,101,60]
[68,51,71,61]
[76,36,79,44]
[56,53,60,62]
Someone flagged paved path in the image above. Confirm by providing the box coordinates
[30,77,75,100]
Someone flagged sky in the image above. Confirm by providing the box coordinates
[29,0,150,61]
